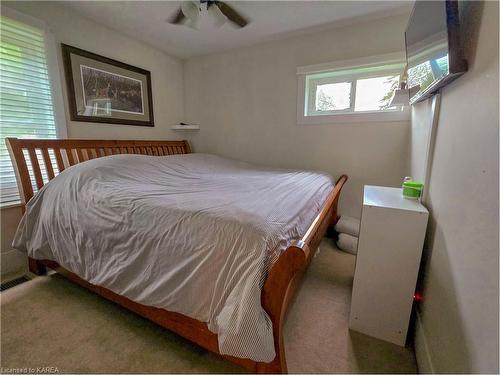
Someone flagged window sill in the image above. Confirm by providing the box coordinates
[297,108,410,125]
[0,201,22,210]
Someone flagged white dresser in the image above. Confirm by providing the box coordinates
[349,185,429,346]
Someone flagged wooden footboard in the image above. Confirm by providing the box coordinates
[6,137,347,374]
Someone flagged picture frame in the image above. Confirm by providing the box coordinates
[61,44,154,127]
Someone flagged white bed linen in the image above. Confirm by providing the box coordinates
[13,153,335,362]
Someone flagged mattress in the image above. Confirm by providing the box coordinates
[13,153,335,362]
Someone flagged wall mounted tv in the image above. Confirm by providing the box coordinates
[406,0,467,104]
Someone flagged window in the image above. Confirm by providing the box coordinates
[0,15,59,206]
[305,65,401,116]
[354,75,400,111]
[313,81,352,113]
[297,54,409,124]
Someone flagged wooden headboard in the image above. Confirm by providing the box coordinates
[5,138,191,207]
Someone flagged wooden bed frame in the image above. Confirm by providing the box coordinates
[6,137,347,374]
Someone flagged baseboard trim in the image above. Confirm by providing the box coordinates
[1,249,27,278]
[415,309,435,373]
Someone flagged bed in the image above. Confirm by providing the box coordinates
[6,137,347,373]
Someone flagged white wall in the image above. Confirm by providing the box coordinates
[0,206,25,276]
[0,1,185,277]
[184,14,411,218]
[2,1,185,140]
[411,1,499,372]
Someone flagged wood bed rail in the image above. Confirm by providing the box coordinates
[299,174,348,252]
[5,138,191,207]
[258,174,348,373]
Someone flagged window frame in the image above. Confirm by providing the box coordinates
[297,53,410,125]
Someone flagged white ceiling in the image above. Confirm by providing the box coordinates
[61,1,412,59]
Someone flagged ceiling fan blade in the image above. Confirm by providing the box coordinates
[169,8,186,24]
[216,1,248,28]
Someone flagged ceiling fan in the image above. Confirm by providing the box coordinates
[169,1,249,28]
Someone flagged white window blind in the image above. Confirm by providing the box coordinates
[0,15,58,206]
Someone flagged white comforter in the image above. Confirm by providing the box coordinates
[13,153,334,362]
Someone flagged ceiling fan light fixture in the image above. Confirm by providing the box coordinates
[181,1,200,22]
[168,0,248,29]
[208,4,227,28]
[184,18,199,30]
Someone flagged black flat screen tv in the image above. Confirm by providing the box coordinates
[406,0,467,104]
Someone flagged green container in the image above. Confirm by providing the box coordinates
[402,180,424,200]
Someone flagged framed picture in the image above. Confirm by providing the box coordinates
[62,44,154,127]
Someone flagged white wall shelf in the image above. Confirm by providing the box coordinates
[171,125,199,130]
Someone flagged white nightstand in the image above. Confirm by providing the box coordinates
[349,185,429,346]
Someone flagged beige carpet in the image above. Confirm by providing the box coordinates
[1,239,417,373]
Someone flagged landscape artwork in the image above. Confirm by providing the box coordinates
[80,65,144,115]
[62,44,154,126]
